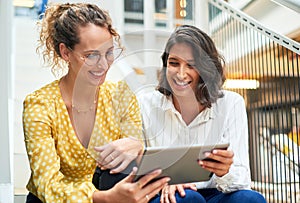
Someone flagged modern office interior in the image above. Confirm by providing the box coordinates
[0,0,300,202]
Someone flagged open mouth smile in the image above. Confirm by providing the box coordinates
[90,70,105,77]
[173,79,191,87]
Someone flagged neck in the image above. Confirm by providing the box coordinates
[60,74,99,110]
[173,94,204,125]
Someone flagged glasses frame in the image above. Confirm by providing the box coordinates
[68,46,123,66]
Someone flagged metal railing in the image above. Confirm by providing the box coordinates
[208,0,300,202]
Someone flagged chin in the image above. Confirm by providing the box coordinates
[172,87,196,98]
[96,77,106,86]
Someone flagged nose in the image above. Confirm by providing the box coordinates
[97,55,109,71]
[177,65,187,79]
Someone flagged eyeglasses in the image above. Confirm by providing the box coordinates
[70,47,123,66]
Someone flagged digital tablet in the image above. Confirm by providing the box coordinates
[134,143,229,185]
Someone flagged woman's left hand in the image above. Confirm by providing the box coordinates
[198,149,234,177]
[94,137,143,173]
[161,183,197,203]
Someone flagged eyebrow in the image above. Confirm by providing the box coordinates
[82,50,99,54]
[82,45,114,54]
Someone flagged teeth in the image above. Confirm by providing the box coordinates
[91,71,104,76]
[175,80,189,86]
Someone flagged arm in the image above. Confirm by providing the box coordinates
[23,93,97,202]
[95,81,144,173]
[205,95,251,192]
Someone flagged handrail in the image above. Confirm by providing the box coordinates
[208,1,300,202]
[208,0,300,55]
[272,0,300,13]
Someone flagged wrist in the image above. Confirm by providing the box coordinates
[93,190,110,203]
[129,136,144,155]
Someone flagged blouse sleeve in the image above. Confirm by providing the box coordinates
[213,94,252,193]
[23,93,96,202]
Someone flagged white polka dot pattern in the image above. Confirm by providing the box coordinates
[23,79,142,202]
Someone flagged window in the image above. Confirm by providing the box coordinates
[124,0,144,24]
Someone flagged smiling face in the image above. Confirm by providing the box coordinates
[166,43,200,99]
[69,24,113,86]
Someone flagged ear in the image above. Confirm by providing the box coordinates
[59,43,71,62]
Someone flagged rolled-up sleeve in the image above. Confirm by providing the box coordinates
[213,95,251,193]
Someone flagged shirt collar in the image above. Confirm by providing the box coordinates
[160,94,216,123]
[161,95,176,111]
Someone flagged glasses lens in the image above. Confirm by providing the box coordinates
[83,48,123,66]
[85,53,101,66]
[106,48,123,62]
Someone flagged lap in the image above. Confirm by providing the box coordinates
[199,188,266,203]
[150,189,205,203]
[150,188,266,203]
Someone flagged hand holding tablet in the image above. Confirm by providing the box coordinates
[134,143,229,184]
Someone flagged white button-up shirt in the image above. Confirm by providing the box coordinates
[137,89,251,192]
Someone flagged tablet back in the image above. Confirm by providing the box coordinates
[134,143,229,184]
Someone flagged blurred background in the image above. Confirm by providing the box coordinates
[1,0,299,202]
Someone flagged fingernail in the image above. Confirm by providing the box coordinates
[205,152,210,157]
[212,150,217,154]
[152,169,162,174]
[199,161,203,165]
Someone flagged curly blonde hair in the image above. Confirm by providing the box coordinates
[37,3,120,77]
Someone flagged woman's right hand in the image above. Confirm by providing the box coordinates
[198,149,234,177]
[95,137,144,174]
[93,167,170,203]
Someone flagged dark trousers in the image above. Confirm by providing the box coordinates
[26,192,42,203]
[149,188,267,203]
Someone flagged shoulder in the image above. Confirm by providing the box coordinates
[217,90,245,105]
[137,89,165,106]
[24,80,60,105]
[101,80,133,96]
[100,81,138,108]
[23,80,60,121]
[212,90,246,114]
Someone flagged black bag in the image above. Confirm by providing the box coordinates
[92,161,137,190]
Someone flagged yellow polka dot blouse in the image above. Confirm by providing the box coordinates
[23,79,142,203]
